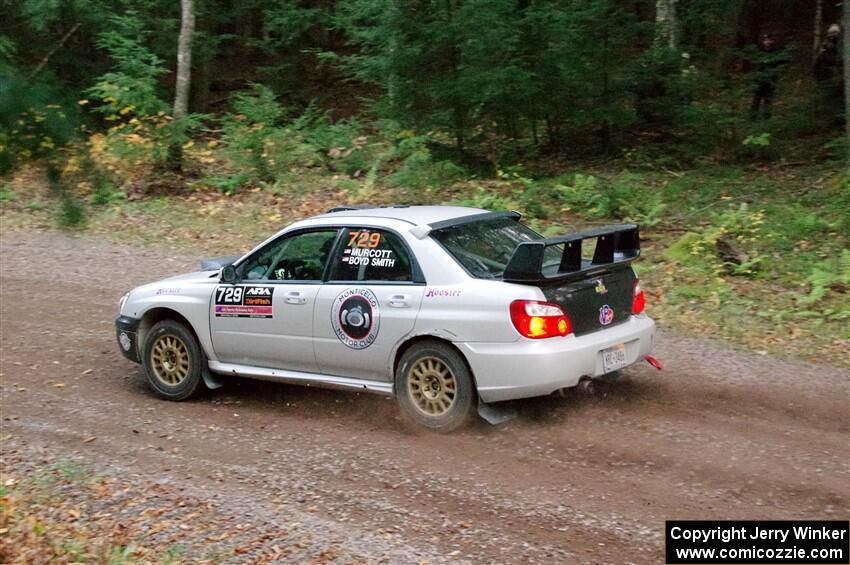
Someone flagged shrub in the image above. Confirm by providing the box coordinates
[387,132,466,189]
[453,185,520,212]
[797,250,850,315]
[0,76,78,174]
[555,173,666,226]
[664,204,767,277]
[86,13,168,118]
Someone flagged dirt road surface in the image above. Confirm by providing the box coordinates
[1,230,848,563]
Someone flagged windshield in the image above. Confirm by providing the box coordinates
[432,218,563,279]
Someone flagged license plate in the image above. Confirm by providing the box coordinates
[602,343,627,373]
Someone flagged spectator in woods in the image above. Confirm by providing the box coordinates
[750,32,788,120]
[813,24,842,83]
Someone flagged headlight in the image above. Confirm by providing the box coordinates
[119,292,130,312]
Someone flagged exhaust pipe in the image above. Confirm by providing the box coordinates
[644,355,663,370]
[577,377,596,395]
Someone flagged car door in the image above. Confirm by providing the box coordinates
[210,228,340,373]
[313,227,426,381]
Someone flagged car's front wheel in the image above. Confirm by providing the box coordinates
[395,340,475,432]
[142,320,204,401]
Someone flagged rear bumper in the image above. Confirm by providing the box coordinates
[459,314,656,403]
[115,315,141,363]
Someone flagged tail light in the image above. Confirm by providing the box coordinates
[510,300,571,339]
[632,279,645,314]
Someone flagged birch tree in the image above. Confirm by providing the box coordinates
[813,0,823,59]
[656,0,678,51]
[173,0,194,119]
[169,0,194,170]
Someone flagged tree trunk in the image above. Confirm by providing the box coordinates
[173,0,195,119]
[812,0,823,60]
[168,0,195,171]
[655,0,678,51]
[844,3,849,167]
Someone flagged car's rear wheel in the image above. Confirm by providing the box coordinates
[395,341,474,432]
[142,320,203,401]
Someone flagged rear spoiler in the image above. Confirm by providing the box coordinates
[503,224,640,283]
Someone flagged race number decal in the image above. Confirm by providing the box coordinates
[215,286,274,318]
[341,230,396,268]
[331,288,380,349]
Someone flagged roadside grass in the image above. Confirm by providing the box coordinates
[0,443,374,563]
[0,459,177,563]
[1,161,847,367]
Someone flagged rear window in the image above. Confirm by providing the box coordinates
[431,218,562,279]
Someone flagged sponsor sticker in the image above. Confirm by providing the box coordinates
[594,280,608,294]
[599,304,614,325]
[425,288,461,298]
[215,285,275,318]
[331,288,380,349]
[155,287,182,296]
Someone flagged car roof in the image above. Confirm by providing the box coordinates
[312,205,490,227]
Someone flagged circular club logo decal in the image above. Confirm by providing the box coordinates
[331,288,380,349]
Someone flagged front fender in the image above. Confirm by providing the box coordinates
[127,292,217,362]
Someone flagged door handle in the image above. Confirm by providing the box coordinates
[388,294,410,308]
[284,291,307,305]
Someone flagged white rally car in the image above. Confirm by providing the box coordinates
[116,206,656,431]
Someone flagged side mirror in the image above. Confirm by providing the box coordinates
[220,265,237,284]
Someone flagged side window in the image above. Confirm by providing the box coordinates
[329,229,413,282]
[240,230,339,282]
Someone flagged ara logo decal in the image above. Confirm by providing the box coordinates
[245,287,272,296]
[599,304,615,326]
[594,280,608,294]
[331,288,380,350]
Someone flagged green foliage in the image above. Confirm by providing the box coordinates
[0,73,79,173]
[743,133,771,146]
[86,12,168,118]
[555,173,666,226]
[0,184,15,201]
[206,172,250,195]
[453,186,520,212]
[57,193,85,228]
[797,251,850,315]
[665,204,767,277]
[217,88,377,190]
[336,0,647,150]
[387,133,466,189]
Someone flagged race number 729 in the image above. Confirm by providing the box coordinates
[348,231,381,248]
[216,286,243,304]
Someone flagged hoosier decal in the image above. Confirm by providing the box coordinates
[331,287,380,349]
[215,285,274,318]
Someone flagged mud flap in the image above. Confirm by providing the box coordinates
[202,367,224,390]
[477,401,518,425]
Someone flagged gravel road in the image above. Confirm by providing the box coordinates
[1,230,848,564]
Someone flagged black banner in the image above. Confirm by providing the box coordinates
[665,520,849,564]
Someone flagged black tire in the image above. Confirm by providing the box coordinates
[394,340,475,433]
[141,320,204,401]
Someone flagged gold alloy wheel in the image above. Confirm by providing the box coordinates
[150,334,190,386]
[407,356,457,416]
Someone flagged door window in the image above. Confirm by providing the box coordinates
[328,228,413,282]
[241,230,339,281]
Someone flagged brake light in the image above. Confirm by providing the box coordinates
[510,300,571,339]
[632,279,645,314]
